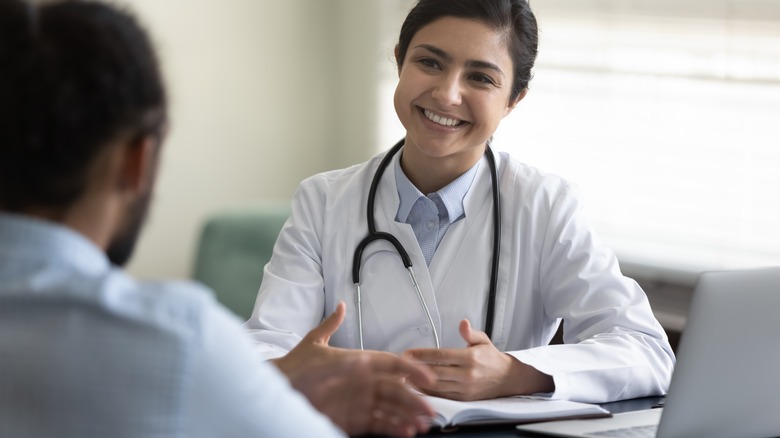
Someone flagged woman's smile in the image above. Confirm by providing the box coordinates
[420,107,467,128]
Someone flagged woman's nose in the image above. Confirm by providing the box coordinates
[431,74,462,106]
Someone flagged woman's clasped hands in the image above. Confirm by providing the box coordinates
[404,319,554,401]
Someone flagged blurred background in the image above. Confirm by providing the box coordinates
[123,0,780,338]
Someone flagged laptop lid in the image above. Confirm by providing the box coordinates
[656,267,780,438]
[517,267,780,438]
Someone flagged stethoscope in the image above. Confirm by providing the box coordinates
[351,139,501,350]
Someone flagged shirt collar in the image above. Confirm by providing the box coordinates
[394,149,480,223]
[0,212,111,276]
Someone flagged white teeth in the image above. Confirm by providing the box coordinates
[424,109,461,127]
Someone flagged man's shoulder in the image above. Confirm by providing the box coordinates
[107,272,230,339]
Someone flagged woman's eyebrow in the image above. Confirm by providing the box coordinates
[467,60,504,77]
[414,44,504,77]
[415,44,451,61]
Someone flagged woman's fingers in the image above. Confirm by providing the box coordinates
[365,350,436,387]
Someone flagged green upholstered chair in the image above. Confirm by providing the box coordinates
[192,203,290,320]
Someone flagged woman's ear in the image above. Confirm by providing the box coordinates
[394,44,402,77]
[504,88,529,117]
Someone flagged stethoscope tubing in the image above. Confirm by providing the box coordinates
[352,139,500,350]
[484,141,501,338]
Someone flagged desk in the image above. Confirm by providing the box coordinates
[397,396,664,438]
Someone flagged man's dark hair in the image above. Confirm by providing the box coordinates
[0,0,167,211]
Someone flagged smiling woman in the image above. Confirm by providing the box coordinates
[393,17,519,193]
[244,0,675,406]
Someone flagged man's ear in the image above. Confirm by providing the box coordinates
[504,88,529,117]
[118,135,159,195]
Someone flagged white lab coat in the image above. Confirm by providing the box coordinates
[245,148,675,403]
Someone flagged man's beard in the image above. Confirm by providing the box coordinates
[106,191,152,267]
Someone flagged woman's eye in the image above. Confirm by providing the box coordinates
[470,73,496,85]
[417,58,440,69]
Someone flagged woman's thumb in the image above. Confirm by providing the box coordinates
[459,318,490,346]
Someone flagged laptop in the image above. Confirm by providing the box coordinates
[517,267,780,438]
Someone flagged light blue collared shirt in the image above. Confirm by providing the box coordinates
[394,152,480,265]
[0,213,342,438]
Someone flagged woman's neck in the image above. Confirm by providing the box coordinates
[399,141,485,194]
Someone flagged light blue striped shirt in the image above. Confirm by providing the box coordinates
[0,213,342,438]
[394,152,480,265]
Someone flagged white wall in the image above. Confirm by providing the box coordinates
[125,0,398,279]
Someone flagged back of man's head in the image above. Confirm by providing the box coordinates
[0,0,167,213]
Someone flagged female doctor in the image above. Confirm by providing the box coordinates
[245,0,675,403]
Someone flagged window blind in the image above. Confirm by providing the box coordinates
[497,0,780,273]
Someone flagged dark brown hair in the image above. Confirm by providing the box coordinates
[0,0,167,211]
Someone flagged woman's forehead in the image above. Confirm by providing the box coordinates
[408,17,512,67]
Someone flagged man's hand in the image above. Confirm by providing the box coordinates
[403,319,554,401]
[274,302,435,437]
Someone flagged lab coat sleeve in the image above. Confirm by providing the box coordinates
[507,184,676,403]
[243,177,329,360]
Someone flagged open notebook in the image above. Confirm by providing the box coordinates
[517,267,780,438]
[423,394,608,429]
